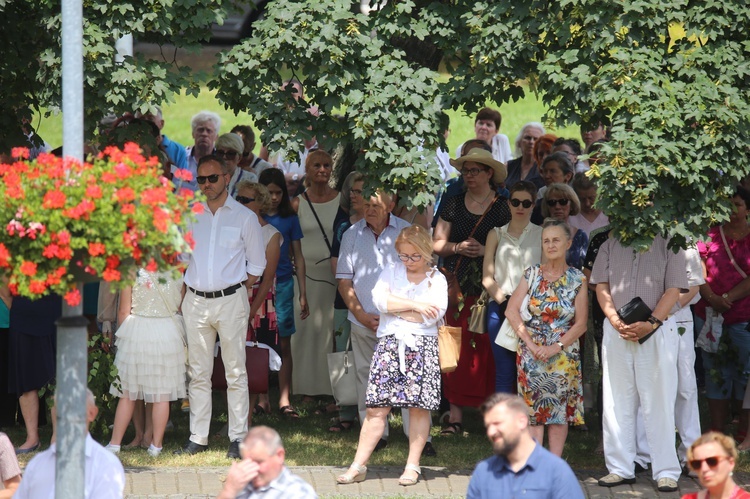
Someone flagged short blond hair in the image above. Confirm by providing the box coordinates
[541,183,581,217]
[236,181,272,214]
[395,225,433,262]
[687,431,738,462]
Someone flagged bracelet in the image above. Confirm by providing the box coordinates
[454,242,459,254]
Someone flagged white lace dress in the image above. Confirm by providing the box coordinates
[109,270,187,403]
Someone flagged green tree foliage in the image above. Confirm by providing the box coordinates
[0,0,227,150]
[213,0,750,249]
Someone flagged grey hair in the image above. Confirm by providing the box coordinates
[542,218,573,240]
[514,122,546,158]
[340,171,365,214]
[541,151,575,180]
[190,111,221,134]
[243,425,283,454]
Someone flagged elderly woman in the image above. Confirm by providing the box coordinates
[683,432,750,499]
[235,181,282,426]
[542,183,588,270]
[433,148,511,435]
[505,219,588,456]
[482,181,543,393]
[456,107,512,164]
[290,150,340,400]
[337,226,447,486]
[505,122,545,189]
[215,132,256,196]
[696,186,750,444]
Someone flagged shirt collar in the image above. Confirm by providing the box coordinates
[491,441,541,473]
[249,466,290,493]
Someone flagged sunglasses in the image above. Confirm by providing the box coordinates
[460,167,489,177]
[510,198,533,209]
[196,174,221,185]
[236,196,255,204]
[546,198,570,207]
[215,149,239,160]
[398,254,423,263]
[689,456,729,470]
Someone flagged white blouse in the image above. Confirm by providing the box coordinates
[372,263,448,373]
[492,223,543,298]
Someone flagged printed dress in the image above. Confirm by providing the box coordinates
[517,265,585,425]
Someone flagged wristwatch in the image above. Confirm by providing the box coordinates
[556,341,564,350]
[647,315,663,331]
[722,293,730,300]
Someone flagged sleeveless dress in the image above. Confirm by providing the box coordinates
[517,265,585,425]
[292,192,341,396]
[110,270,187,403]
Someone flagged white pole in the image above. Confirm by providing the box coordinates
[58,0,88,497]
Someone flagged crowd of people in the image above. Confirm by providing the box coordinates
[2,97,750,499]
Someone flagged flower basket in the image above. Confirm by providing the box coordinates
[0,143,200,305]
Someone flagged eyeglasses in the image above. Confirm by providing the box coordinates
[196,174,221,185]
[215,149,239,160]
[350,189,363,196]
[236,196,255,204]
[460,167,489,177]
[510,198,533,209]
[398,254,423,263]
[689,456,730,470]
[546,198,570,207]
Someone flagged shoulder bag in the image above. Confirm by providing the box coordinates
[438,320,462,373]
[495,265,538,352]
[327,331,358,406]
[440,195,499,308]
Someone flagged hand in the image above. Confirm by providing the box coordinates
[299,296,310,320]
[358,312,380,332]
[457,238,483,258]
[709,294,732,313]
[222,459,259,496]
[414,302,441,320]
[534,344,559,362]
[620,321,652,342]
[608,315,629,335]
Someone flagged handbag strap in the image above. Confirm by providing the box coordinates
[720,226,748,279]
[452,194,499,274]
[303,192,333,253]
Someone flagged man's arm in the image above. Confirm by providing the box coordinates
[338,279,379,331]
[217,460,259,499]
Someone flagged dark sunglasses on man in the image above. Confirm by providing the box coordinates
[197,174,222,185]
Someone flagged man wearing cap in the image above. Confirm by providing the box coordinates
[177,154,266,459]
[216,132,257,197]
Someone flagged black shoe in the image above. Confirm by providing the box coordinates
[173,441,208,455]
[634,462,649,474]
[373,438,388,452]
[421,441,437,457]
[227,439,241,459]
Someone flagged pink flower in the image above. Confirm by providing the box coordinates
[191,203,205,214]
[43,190,67,209]
[10,147,29,159]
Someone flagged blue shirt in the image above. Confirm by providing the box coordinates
[263,213,304,282]
[162,134,188,170]
[467,444,584,499]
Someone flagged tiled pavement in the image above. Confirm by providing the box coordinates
[123,466,725,498]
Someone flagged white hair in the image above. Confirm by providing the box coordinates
[514,122,546,158]
[191,111,221,134]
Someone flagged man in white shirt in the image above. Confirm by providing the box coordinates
[14,390,125,499]
[178,154,266,459]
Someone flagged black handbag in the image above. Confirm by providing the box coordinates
[616,296,655,344]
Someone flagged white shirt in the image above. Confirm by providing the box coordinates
[14,434,125,499]
[275,141,318,177]
[492,223,543,297]
[184,195,266,291]
[335,215,411,327]
[457,134,512,164]
[568,212,609,239]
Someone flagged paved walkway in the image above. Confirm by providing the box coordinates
[124,466,720,498]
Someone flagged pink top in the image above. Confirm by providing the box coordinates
[696,226,750,325]
[682,485,750,499]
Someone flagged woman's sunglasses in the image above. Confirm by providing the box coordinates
[689,456,729,470]
[196,174,221,185]
[546,198,570,207]
[510,198,533,209]
[236,196,255,205]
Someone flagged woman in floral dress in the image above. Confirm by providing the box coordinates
[505,219,588,456]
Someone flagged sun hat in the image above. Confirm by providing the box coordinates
[450,149,507,184]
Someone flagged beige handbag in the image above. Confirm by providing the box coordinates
[467,290,489,334]
[438,323,462,373]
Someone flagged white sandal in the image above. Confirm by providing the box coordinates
[336,463,367,484]
[398,463,421,486]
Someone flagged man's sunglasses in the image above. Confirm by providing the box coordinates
[236,196,255,205]
[510,198,533,209]
[689,456,729,470]
[197,174,222,185]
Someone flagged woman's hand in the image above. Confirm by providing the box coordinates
[708,293,732,313]
[413,302,441,320]
[457,237,483,258]
[299,295,310,320]
[533,344,560,362]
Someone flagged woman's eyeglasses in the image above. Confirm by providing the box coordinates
[196,174,221,185]
[215,149,239,160]
[510,198,533,209]
[398,254,423,263]
[236,196,255,204]
[350,189,363,196]
[460,167,489,176]
[689,456,729,470]
[546,198,570,207]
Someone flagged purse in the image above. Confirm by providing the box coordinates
[212,326,271,394]
[438,322,462,373]
[616,296,655,344]
[467,290,489,334]
[494,266,538,352]
[696,307,724,353]
[327,334,358,406]
[440,195,499,308]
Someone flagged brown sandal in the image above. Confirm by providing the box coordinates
[278,405,300,418]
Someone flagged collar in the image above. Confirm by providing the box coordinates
[364,214,396,234]
[491,441,540,473]
[203,192,239,212]
[250,466,290,494]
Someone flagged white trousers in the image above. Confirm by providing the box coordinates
[636,308,701,465]
[183,288,250,445]
[349,322,432,441]
[602,317,681,481]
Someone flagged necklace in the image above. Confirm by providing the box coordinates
[468,190,493,208]
[543,266,565,280]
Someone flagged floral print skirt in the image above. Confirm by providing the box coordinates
[365,334,441,411]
